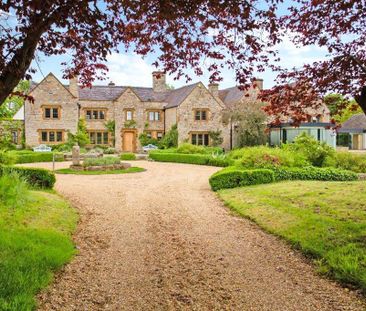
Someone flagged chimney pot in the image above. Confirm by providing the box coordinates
[108,81,115,86]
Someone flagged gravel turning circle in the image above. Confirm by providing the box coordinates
[27,161,365,310]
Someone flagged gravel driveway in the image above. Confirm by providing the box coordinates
[27,161,365,310]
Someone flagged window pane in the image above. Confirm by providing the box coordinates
[195,110,201,120]
[90,132,96,144]
[99,110,105,119]
[155,112,160,121]
[103,132,108,144]
[149,112,154,121]
[52,108,59,119]
[45,108,51,118]
[157,132,163,140]
[11,131,18,144]
[41,131,47,142]
[191,134,197,145]
[203,134,209,146]
[146,131,152,139]
[126,111,132,120]
[86,110,92,119]
[49,131,55,142]
[56,131,63,142]
[201,110,207,120]
[93,110,98,119]
[198,134,203,145]
[97,132,102,144]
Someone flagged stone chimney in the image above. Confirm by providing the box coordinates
[253,78,263,90]
[208,83,219,98]
[69,76,79,98]
[152,71,166,92]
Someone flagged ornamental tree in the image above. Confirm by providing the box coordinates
[262,0,366,124]
[0,0,280,105]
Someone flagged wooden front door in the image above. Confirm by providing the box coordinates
[122,131,136,152]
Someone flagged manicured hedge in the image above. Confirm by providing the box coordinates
[13,152,64,164]
[149,152,232,167]
[120,153,136,160]
[273,167,358,182]
[0,166,56,189]
[209,168,274,191]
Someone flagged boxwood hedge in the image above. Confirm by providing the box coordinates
[13,152,64,164]
[0,166,56,189]
[149,152,232,167]
[120,153,136,160]
[209,166,358,191]
[209,168,274,191]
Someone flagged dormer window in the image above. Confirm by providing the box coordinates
[43,106,61,120]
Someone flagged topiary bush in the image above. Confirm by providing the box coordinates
[120,153,136,160]
[0,166,56,189]
[209,167,274,191]
[229,146,309,169]
[272,166,358,182]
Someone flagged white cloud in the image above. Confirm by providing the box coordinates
[104,53,154,87]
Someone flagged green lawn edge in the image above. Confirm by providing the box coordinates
[216,180,366,295]
[0,190,78,310]
[55,167,145,175]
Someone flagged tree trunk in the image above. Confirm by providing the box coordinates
[355,86,366,115]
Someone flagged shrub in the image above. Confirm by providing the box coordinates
[0,150,16,165]
[209,167,274,191]
[51,143,72,152]
[67,118,90,147]
[0,166,56,189]
[104,147,116,154]
[139,133,159,147]
[0,173,29,208]
[149,152,231,167]
[120,153,136,160]
[229,146,309,169]
[11,152,64,164]
[159,124,178,149]
[325,152,366,173]
[283,133,335,167]
[273,167,358,182]
[83,156,120,167]
[176,143,223,155]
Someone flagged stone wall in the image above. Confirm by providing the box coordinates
[25,74,78,146]
[177,83,230,150]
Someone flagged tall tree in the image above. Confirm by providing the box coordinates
[262,0,366,124]
[0,0,280,105]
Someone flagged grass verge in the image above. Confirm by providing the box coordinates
[55,167,145,175]
[0,190,78,310]
[218,180,366,294]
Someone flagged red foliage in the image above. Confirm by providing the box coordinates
[0,0,280,104]
[262,0,366,123]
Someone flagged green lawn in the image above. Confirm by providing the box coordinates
[0,190,78,310]
[218,181,366,293]
[55,167,145,175]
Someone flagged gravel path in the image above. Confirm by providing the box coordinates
[28,161,365,310]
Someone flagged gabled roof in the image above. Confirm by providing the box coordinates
[29,73,76,98]
[219,86,245,107]
[339,113,366,133]
[164,83,200,108]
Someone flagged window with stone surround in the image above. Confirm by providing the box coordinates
[125,109,134,121]
[42,106,61,120]
[145,130,164,140]
[147,110,161,122]
[191,132,209,146]
[193,109,208,121]
[85,109,106,120]
[88,131,109,145]
[39,130,64,143]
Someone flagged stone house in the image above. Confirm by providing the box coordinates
[338,113,366,150]
[24,72,263,152]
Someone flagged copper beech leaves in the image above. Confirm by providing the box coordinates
[0,0,280,105]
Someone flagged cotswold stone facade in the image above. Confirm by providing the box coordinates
[25,72,262,151]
